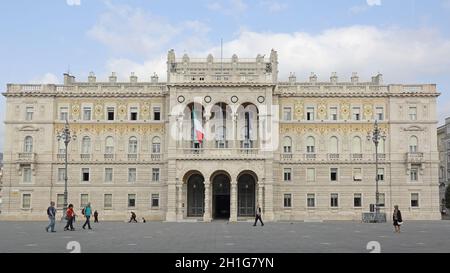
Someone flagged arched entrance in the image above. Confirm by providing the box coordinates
[237,172,257,217]
[212,173,231,219]
[186,173,205,217]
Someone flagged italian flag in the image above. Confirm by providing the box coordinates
[192,111,204,143]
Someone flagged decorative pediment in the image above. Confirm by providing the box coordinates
[402,125,424,132]
[18,125,39,132]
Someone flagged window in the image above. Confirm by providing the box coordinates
[330,168,338,182]
[81,136,91,154]
[352,136,362,154]
[440,167,445,179]
[105,137,114,154]
[378,193,385,207]
[353,168,362,181]
[104,194,113,209]
[352,107,361,121]
[409,107,417,120]
[330,193,339,207]
[283,137,292,153]
[284,194,292,208]
[307,194,315,208]
[60,107,69,121]
[23,167,32,183]
[129,137,138,154]
[82,168,90,182]
[306,136,315,153]
[377,138,385,154]
[376,107,384,121]
[306,168,315,182]
[130,107,138,121]
[153,106,161,121]
[377,168,384,181]
[25,106,34,121]
[24,136,33,153]
[83,106,92,121]
[330,107,338,121]
[105,168,113,183]
[80,194,89,208]
[56,194,64,209]
[411,193,419,207]
[409,136,418,153]
[306,107,315,121]
[283,107,292,121]
[107,107,115,121]
[128,194,136,208]
[283,168,292,182]
[152,137,161,153]
[58,139,66,154]
[410,168,418,182]
[354,193,362,207]
[152,168,160,182]
[128,168,137,183]
[58,168,66,183]
[329,136,338,154]
[151,194,159,207]
[22,193,31,209]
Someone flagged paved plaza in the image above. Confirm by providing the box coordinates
[0,220,449,253]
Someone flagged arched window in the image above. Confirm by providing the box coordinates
[329,136,339,154]
[352,136,362,154]
[377,138,385,154]
[283,137,292,153]
[216,126,227,148]
[152,136,161,153]
[306,136,315,153]
[105,136,114,154]
[409,136,418,153]
[129,137,138,154]
[24,136,33,153]
[81,136,91,154]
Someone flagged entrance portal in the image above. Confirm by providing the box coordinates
[187,174,205,217]
[212,174,230,219]
[238,173,256,217]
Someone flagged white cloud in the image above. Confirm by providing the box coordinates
[261,1,288,13]
[66,0,81,6]
[367,0,382,6]
[207,0,247,14]
[31,73,60,84]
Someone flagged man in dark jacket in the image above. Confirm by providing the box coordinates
[393,205,403,233]
[45,201,57,232]
[253,203,264,226]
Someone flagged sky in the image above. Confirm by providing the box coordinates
[1,0,450,152]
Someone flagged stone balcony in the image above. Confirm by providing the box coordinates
[406,152,424,163]
[16,153,36,163]
[280,153,390,162]
[179,148,263,160]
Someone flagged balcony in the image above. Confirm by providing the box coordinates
[281,153,293,160]
[305,153,316,160]
[407,152,424,163]
[17,153,36,163]
[128,154,138,161]
[57,153,65,160]
[351,154,363,160]
[328,153,340,160]
[180,148,262,159]
[80,154,91,160]
[151,153,162,161]
[104,154,115,160]
[375,153,386,161]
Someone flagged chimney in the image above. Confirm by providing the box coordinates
[372,73,383,85]
[151,73,159,83]
[88,72,96,84]
[109,72,117,83]
[309,72,317,84]
[130,72,138,84]
[289,72,296,84]
[330,72,338,84]
[351,72,359,84]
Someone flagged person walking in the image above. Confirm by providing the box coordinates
[129,211,138,223]
[64,204,76,231]
[93,210,99,223]
[253,203,264,226]
[45,201,57,232]
[82,203,92,230]
[393,205,403,233]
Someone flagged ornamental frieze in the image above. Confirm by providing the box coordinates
[280,123,388,135]
[54,123,165,135]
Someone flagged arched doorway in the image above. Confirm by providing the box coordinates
[237,172,257,217]
[187,173,205,217]
[212,173,231,219]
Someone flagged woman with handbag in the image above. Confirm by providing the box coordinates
[393,205,403,233]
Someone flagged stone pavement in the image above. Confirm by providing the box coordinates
[0,220,449,253]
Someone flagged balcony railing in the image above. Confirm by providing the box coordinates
[351,154,363,160]
[128,154,138,160]
[376,153,386,161]
[57,154,65,160]
[151,153,162,161]
[80,154,91,160]
[407,152,424,162]
[328,153,340,160]
[17,153,36,162]
[104,154,115,160]
[181,148,261,158]
[281,153,293,160]
[305,153,316,160]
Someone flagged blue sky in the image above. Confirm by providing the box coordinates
[1,0,450,152]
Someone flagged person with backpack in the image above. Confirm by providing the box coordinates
[82,203,92,230]
[45,201,57,232]
[64,204,76,231]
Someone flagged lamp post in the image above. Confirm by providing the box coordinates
[367,120,386,223]
[56,119,76,220]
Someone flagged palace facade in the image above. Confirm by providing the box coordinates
[0,50,441,221]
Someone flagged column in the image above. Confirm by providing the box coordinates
[177,184,183,221]
[233,113,238,149]
[203,182,211,222]
[258,184,264,210]
[264,180,274,221]
[166,184,177,221]
[230,180,237,222]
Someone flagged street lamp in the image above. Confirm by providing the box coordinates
[56,119,76,220]
[366,120,386,223]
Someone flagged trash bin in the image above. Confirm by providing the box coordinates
[370,204,375,212]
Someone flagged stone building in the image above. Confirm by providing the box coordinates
[437,117,450,211]
[0,49,441,221]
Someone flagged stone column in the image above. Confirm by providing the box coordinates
[258,184,264,210]
[230,180,238,222]
[233,113,238,149]
[177,184,183,221]
[263,181,274,221]
[203,182,211,222]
